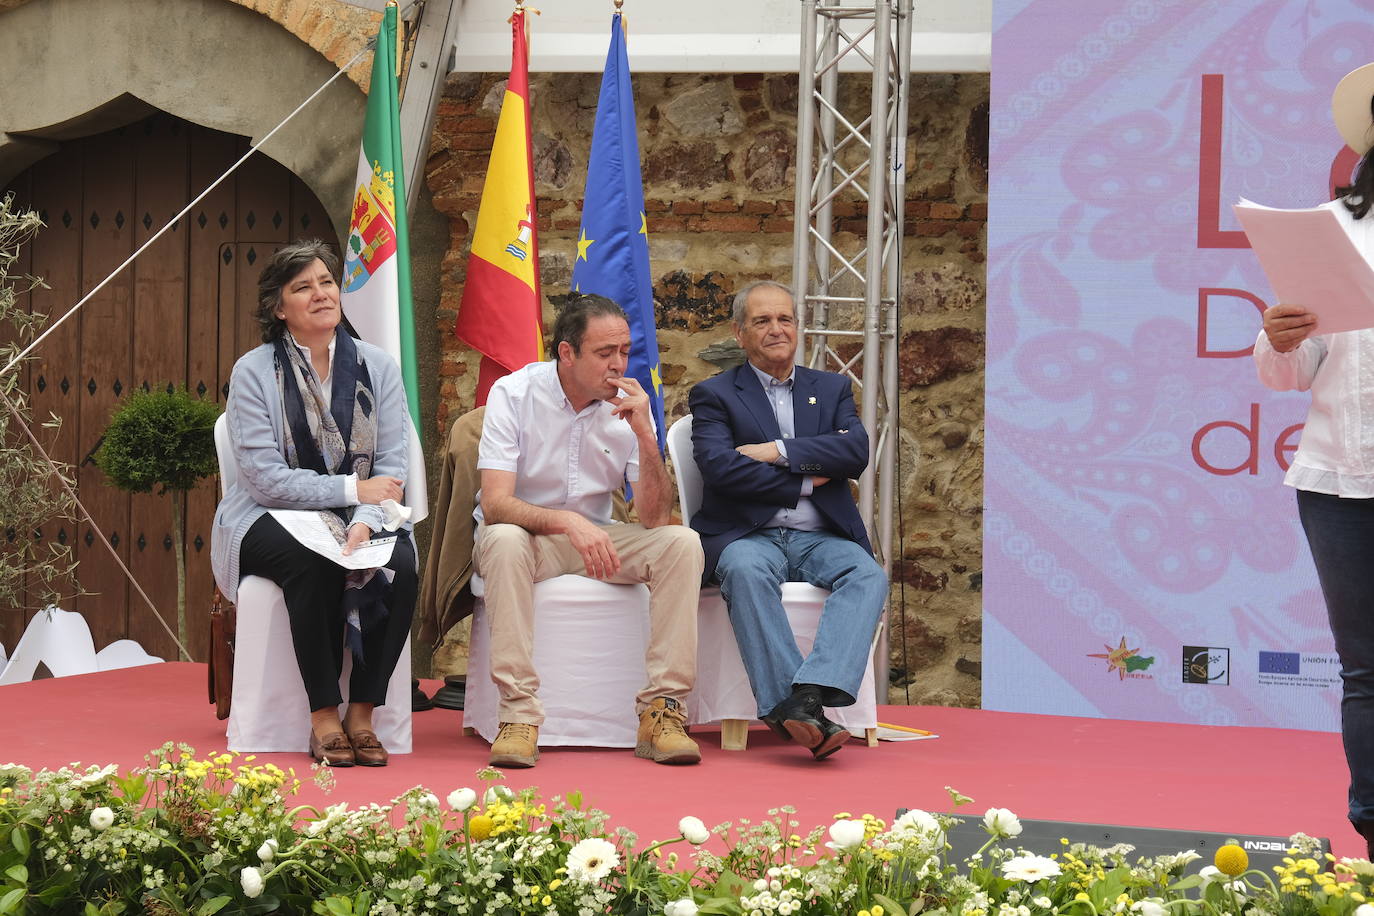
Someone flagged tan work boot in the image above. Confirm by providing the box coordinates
[635,697,701,765]
[489,722,539,768]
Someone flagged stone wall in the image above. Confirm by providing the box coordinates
[424,70,988,707]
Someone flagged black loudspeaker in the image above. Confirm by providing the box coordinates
[897,811,1330,877]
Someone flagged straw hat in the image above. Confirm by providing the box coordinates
[1333,62,1374,155]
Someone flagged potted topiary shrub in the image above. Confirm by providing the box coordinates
[96,388,220,660]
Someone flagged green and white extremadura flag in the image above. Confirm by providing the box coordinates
[341,1,427,523]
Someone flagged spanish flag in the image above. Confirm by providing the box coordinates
[455,8,544,405]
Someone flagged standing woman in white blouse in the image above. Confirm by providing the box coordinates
[1255,63,1374,856]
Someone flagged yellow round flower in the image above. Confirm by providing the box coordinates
[1215,844,1249,877]
[467,814,494,840]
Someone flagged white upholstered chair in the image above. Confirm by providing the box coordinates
[666,414,878,750]
[213,413,412,754]
[462,573,652,747]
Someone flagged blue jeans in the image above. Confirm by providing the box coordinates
[1297,489,1374,828]
[714,527,888,717]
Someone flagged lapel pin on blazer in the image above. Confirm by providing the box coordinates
[808,396,817,405]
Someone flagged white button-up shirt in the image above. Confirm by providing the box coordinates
[1256,327,1374,496]
[475,359,641,525]
[1253,199,1374,497]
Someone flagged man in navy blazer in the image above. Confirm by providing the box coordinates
[688,280,888,759]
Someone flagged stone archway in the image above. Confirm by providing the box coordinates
[0,0,367,239]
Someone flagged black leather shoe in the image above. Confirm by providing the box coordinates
[763,685,851,760]
[1355,820,1374,860]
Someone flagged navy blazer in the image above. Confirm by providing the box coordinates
[687,363,872,583]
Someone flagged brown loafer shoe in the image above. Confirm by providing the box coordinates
[346,728,388,767]
[309,731,355,767]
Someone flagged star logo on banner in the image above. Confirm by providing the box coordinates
[650,362,662,397]
[576,228,596,262]
[1086,637,1153,681]
[639,211,648,237]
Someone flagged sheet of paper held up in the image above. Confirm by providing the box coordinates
[267,509,396,570]
[1233,199,1374,335]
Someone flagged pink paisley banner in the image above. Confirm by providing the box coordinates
[983,0,1374,730]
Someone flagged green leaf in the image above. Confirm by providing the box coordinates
[696,897,745,916]
[7,828,27,858]
[712,870,749,899]
[196,896,231,916]
[568,790,583,810]
[2,866,24,884]
[0,889,25,916]
[875,893,907,916]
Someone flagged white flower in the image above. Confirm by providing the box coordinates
[419,792,440,809]
[256,839,278,863]
[1132,901,1166,916]
[983,807,1023,838]
[679,815,710,845]
[1001,855,1061,882]
[891,808,945,843]
[75,764,119,788]
[484,785,513,806]
[1033,897,1052,909]
[448,788,477,812]
[240,866,265,899]
[566,837,620,883]
[1343,859,1374,878]
[1198,865,1224,885]
[88,807,114,831]
[825,819,866,851]
[665,899,700,916]
[1356,904,1374,916]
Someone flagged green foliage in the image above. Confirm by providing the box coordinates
[0,750,1365,916]
[95,387,220,495]
[0,193,79,617]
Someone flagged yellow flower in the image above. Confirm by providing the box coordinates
[467,814,494,840]
[549,880,562,890]
[1215,844,1249,877]
[542,896,552,906]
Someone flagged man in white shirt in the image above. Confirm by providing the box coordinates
[474,294,705,768]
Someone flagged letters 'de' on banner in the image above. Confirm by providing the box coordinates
[983,0,1363,731]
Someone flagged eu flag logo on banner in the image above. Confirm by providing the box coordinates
[1258,651,1300,675]
[570,12,665,453]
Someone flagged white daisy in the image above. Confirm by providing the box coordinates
[566,837,620,883]
[1000,855,1062,882]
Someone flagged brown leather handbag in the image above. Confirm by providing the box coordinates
[207,588,236,720]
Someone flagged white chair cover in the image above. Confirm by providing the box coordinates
[214,415,413,754]
[464,573,651,747]
[226,575,413,753]
[692,584,877,731]
[666,414,879,736]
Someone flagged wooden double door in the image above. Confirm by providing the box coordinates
[2,112,339,663]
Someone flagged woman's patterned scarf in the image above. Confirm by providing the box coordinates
[274,327,390,660]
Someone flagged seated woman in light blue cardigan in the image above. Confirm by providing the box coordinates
[211,240,416,767]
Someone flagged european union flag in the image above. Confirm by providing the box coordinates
[1258,651,1300,675]
[571,12,665,453]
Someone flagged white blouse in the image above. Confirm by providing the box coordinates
[1253,198,1374,497]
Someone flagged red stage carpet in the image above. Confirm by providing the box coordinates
[0,663,1357,856]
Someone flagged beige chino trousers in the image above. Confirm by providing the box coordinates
[473,521,704,724]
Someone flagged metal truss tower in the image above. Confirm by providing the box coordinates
[791,0,913,574]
